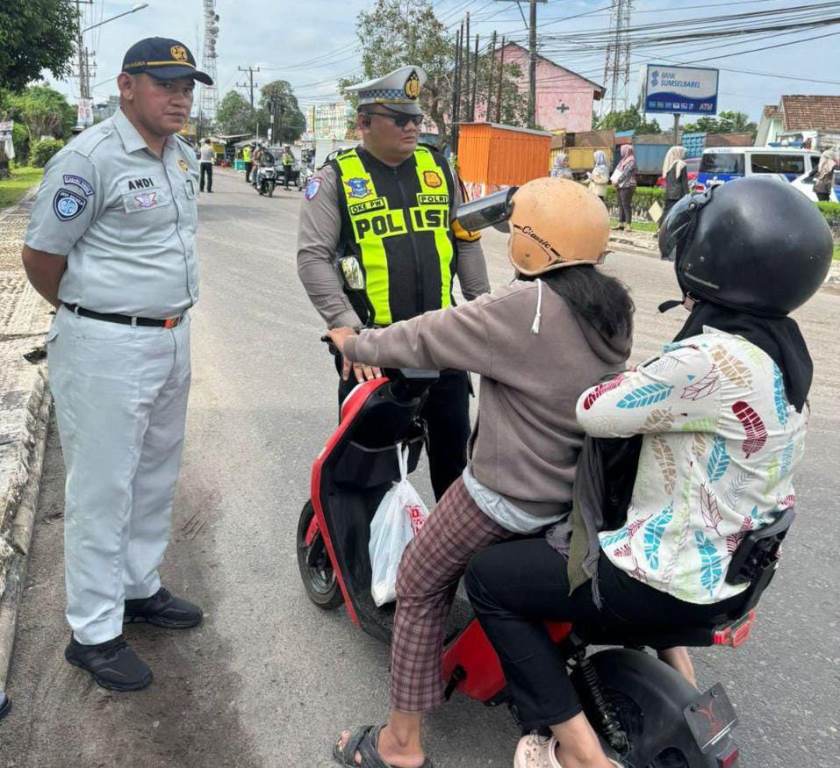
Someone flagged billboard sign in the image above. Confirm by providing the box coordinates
[644,65,719,115]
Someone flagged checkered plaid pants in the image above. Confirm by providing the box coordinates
[389,476,513,712]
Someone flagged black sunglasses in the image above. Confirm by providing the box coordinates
[365,111,424,128]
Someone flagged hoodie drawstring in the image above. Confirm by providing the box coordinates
[531,279,543,335]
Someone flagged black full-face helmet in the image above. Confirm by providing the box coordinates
[658,176,833,316]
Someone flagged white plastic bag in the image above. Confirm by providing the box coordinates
[369,445,429,607]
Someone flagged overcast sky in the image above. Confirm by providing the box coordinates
[50,0,840,123]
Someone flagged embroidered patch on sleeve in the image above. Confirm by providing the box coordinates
[62,174,95,197]
[53,188,87,221]
[304,177,322,200]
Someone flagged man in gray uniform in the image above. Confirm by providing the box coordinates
[297,66,490,500]
[21,37,211,691]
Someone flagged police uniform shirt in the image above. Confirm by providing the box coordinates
[297,155,490,330]
[25,108,200,318]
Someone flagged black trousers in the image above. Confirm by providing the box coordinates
[617,186,635,224]
[465,538,747,730]
[816,191,830,202]
[283,164,293,188]
[200,162,213,192]
[338,367,470,501]
[244,162,253,182]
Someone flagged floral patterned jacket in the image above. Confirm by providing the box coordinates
[576,328,808,604]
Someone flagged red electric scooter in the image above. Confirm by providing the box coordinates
[297,189,792,766]
[296,358,792,767]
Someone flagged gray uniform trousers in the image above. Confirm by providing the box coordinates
[47,305,191,645]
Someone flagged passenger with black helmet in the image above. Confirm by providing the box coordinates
[463,176,833,768]
[326,179,634,768]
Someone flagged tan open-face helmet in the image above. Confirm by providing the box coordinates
[507,177,609,276]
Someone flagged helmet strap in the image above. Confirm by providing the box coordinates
[658,299,683,313]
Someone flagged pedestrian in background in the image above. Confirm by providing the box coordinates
[661,145,689,224]
[586,149,609,200]
[199,137,214,193]
[612,144,637,231]
[21,37,208,692]
[281,144,294,189]
[549,152,573,179]
[812,148,837,202]
[243,142,254,183]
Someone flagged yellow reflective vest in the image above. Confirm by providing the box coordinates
[332,146,458,327]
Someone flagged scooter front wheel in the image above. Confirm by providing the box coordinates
[296,501,344,610]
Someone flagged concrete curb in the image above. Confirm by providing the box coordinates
[0,178,53,700]
[0,371,51,693]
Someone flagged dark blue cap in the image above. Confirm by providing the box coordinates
[122,37,213,85]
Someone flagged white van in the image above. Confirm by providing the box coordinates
[696,147,821,192]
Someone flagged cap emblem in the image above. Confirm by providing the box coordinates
[404,70,421,100]
[171,45,188,62]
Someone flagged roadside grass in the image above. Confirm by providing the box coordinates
[610,218,658,233]
[0,166,44,210]
[834,243,840,261]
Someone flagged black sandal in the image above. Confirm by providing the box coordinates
[333,725,434,768]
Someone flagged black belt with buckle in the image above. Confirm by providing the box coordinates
[63,303,183,328]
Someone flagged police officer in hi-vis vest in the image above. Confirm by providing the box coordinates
[22,38,209,691]
[297,66,490,500]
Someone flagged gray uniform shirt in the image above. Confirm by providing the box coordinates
[297,154,490,329]
[25,108,200,317]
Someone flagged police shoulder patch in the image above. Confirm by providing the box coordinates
[53,188,87,221]
[304,177,322,200]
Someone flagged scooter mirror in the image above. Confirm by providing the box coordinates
[453,187,518,233]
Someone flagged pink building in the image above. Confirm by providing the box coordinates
[475,42,605,134]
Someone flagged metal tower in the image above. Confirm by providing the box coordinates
[602,0,633,114]
[198,0,220,122]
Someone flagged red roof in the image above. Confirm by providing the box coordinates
[780,95,840,131]
[762,105,780,120]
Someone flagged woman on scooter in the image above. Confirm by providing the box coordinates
[326,178,634,768]
[464,176,833,768]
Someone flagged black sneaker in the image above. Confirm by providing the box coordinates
[64,635,152,691]
[124,587,203,629]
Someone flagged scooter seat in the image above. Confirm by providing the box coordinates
[578,609,757,650]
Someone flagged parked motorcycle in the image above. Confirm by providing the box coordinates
[255,165,277,197]
[297,356,793,767]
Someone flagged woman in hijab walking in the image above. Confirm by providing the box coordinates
[612,144,636,230]
[662,145,690,221]
[587,150,610,200]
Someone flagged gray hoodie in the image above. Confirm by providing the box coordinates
[343,279,631,519]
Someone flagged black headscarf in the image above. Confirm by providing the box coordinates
[672,301,812,412]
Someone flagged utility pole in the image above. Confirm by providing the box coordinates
[496,0,545,128]
[451,24,463,150]
[528,0,537,128]
[75,0,94,128]
[486,30,497,121]
[470,33,480,122]
[495,36,506,124]
[237,65,260,136]
[463,13,471,125]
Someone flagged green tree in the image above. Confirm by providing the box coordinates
[216,90,254,135]
[595,106,661,134]
[7,85,76,143]
[0,0,78,92]
[259,81,306,144]
[683,110,757,138]
[347,0,527,145]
